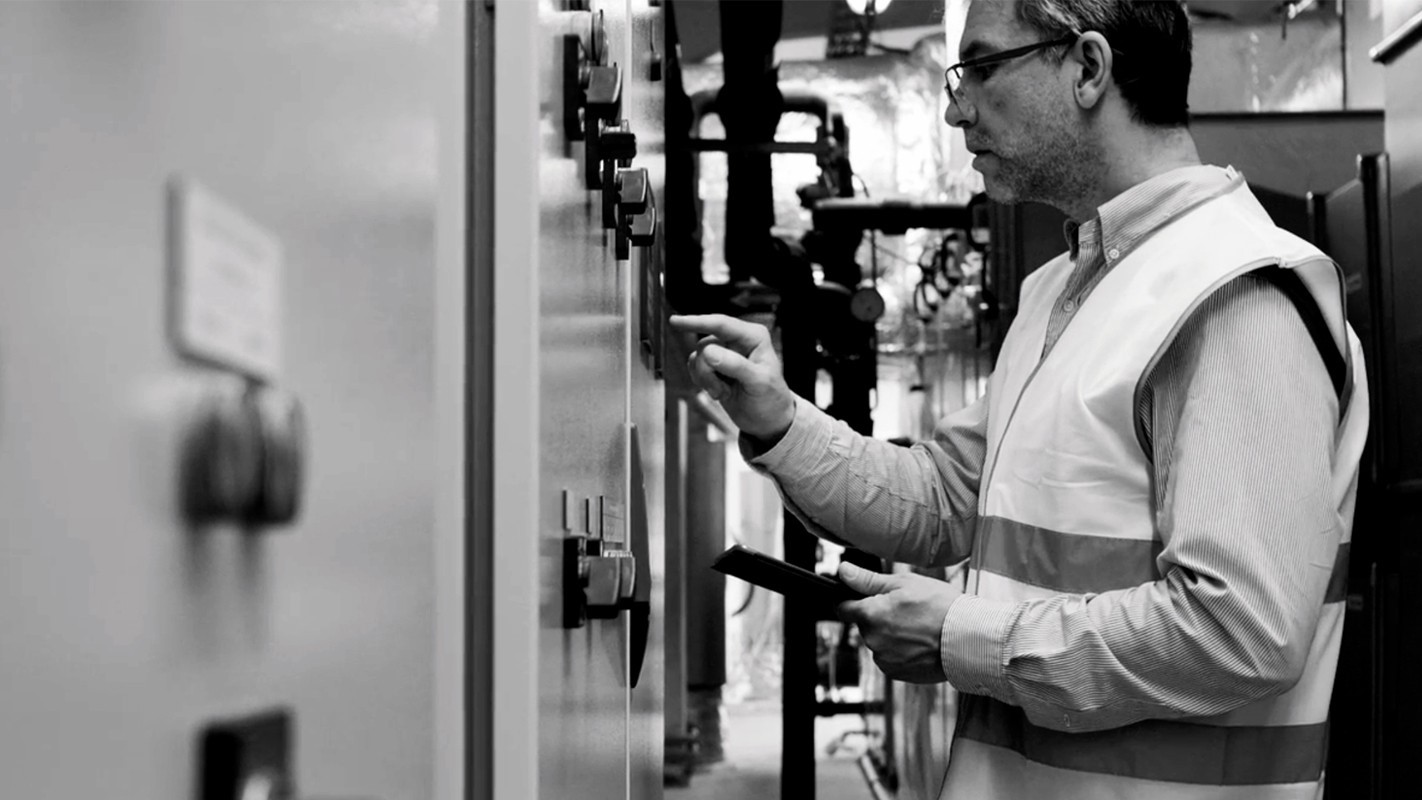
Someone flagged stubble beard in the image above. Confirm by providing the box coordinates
[984,116,1096,213]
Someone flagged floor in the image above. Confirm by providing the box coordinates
[666,701,879,800]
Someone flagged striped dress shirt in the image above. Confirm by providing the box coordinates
[747,165,1341,730]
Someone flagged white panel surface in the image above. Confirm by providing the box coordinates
[493,0,544,798]
[625,2,669,799]
[0,2,456,798]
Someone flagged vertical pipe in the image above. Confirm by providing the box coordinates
[461,2,490,799]
[779,296,819,800]
[716,0,783,284]
[686,415,728,763]
[663,398,691,778]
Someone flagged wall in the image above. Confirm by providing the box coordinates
[0,2,455,797]
[1191,111,1386,196]
[1381,0,1422,486]
[1345,0,1387,108]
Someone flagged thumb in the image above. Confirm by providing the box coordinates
[838,562,895,596]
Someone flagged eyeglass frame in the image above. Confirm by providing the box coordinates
[943,32,1081,106]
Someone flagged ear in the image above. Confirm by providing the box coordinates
[1070,31,1113,110]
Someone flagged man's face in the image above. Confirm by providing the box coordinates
[947,0,1093,207]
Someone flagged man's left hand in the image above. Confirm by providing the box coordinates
[836,563,963,684]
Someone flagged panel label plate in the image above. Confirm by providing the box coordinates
[169,179,283,379]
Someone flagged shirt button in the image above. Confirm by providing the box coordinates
[1062,299,1076,312]
[1107,247,1120,261]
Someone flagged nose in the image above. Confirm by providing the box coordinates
[943,96,973,128]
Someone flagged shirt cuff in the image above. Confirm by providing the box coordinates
[740,396,834,474]
[940,593,1022,699]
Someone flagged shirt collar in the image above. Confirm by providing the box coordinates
[1062,165,1241,263]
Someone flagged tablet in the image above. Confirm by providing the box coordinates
[711,544,866,607]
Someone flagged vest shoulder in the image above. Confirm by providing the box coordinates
[1167,189,1326,264]
[1021,251,1073,294]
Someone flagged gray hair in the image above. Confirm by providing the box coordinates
[1013,0,1193,127]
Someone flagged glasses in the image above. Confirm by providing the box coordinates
[944,33,1080,106]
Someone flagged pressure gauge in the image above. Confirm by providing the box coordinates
[849,286,886,322]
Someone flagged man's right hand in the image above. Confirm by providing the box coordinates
[669,314,797,445]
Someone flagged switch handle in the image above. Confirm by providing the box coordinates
[585,556,627,619]
[629,203,657,246]
[599,126,638,163]
[617,168,649,215]
[586,123,636,191]
[584,64,622,123]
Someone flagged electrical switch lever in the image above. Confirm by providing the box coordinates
[585,552,637,619]
[618,168,649,215]
[616,202,658,260]
[560,9,611,141]
[559,425,654,689]
[630,204,657,246]
[584,65,622,125]
[182,380,305,529]
[564,537,638,623]
[599,125,636,162]
[589,120,637,191]
[615,178,657,260]
[604,166,648,230]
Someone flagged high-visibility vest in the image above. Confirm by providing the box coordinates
[940,178,1370,799]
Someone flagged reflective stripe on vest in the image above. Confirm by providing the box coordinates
[957,693,1329,785]
[944,179,1371,798]
[942,736,1328,800]
[969,515,1351,603]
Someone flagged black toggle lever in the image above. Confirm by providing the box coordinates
[604,165,648,230]
[589,114,635,191]
[614,172,657,260]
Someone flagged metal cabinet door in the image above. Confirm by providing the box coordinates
[491,2,645,798]
[0,3,454,798]
[621,2,669,799]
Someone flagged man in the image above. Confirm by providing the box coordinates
[670,0,1369,797]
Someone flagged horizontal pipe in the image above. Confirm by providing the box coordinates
[816,701,886,716]
[686,139,831,155]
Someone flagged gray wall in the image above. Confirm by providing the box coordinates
[1192,112,1386,196]
[0,2,454,797]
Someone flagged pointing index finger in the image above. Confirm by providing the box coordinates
[669,314,767,350]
